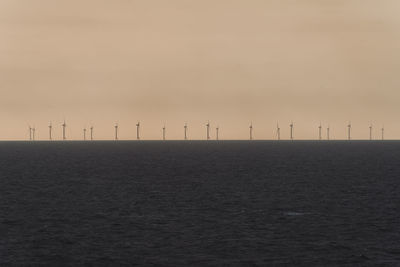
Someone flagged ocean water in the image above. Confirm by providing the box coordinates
[0,141,399,266]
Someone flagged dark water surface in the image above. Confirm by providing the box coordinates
[0,141,399,266]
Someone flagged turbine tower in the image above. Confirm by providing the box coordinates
[327,125,330,140]
[114,123,118,140]
[62,120,67,140]
[206,121,210,140]
[381,125,384,140]
[290,122,294,140]
[32,126,36,141]
[318,123,322,140]
[369,124,373,140]
[347,122,351,140]
[90,126,93,141]
[49,122,52,140]
[83,127,87,141]
[29,125,32,141]
[249,122,253,140]
[216,126,219,140]
[162,124,166,140]
[184,123,188,140]
[136,121,140,140]
[276,123,280,140]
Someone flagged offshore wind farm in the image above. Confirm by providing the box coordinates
[21,120,393,141]
[2,0,400,266]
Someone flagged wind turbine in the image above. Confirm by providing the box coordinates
[114,123,118,140]
[381,125,385,140]
[162,124,166,140]
[32,126,36,141]
[206,121,210,140]
[369,124,373,140]
[318,122,322,140]
[49,122,52,140]
[29,125,32,141]
[290,121,294,140]
[90,126,94,141]
[83,127,87,141]
[327,125,330,140]
[184,123,188,140]
[347,122,351,140]
[62,120,67,140]
[249,122,253,140]
[216,126,219,140]
[136,121,140,140]
[276,123,280,140]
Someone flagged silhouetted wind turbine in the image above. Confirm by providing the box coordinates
[83,127,87,141]
[290,122,294,140]
[114,123,118,140]
[369,124,373,140]
[29,125,32,141]
[249,122,253,140]
[62,120,67,140]
[32,126,36,141]
[136,121,140,140]
[49,122,52,140]
[162,124,166,140]
[216,126,219,140]
[90,126,94,141]
[381,125,385,140]
[276,123,280,140]
[318,122,322,140]
[327,125,330,140]
[347,122,351,140]
[206,121,210,140]
[184,123,188,140]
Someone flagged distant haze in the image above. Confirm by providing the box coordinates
[1,0,399,140]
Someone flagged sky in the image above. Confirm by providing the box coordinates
[0,0,400,140]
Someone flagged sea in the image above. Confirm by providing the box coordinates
[0,141,399,266]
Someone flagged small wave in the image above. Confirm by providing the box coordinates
[285,212,305,216]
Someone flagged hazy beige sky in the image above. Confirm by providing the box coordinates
[1,0,400,140]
